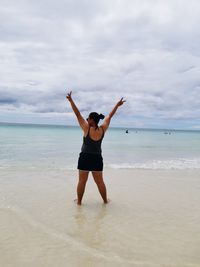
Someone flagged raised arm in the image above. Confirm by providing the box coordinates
[66,91,88,131]
[102,97,126,132]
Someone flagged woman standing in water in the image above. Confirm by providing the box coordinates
[66,91,125,205]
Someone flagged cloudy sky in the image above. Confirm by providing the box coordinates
[0,0,200,129]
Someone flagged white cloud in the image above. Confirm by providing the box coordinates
[1,0,200,128]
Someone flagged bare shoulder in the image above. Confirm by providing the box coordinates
[100,124,108,133]
[101,116,111,132]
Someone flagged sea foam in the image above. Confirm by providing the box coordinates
[107,158,200,170]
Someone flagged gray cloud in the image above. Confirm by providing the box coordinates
[1,0,200,128]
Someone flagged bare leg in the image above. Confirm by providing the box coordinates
[76,170,89,205]
[92,171,109,204]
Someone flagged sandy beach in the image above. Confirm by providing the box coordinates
[0,168,200,267]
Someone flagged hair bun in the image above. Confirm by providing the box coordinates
[99,113,105,120]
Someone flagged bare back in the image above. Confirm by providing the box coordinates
[83,126,104,140]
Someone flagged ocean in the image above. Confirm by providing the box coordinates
[1,122,200,171]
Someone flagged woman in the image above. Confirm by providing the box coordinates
[66,91,125,205]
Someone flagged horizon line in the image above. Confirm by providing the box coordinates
[0,121,200,132]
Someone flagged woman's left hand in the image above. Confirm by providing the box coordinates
[66,91,73,102]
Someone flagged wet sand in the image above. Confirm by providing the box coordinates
[0,169,200,267]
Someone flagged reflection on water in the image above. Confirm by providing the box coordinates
[74,204,108,248]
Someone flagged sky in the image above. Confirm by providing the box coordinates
[0,0,200,129]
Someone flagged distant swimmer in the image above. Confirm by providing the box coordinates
[164,131,172,135]
[126,129,129,133]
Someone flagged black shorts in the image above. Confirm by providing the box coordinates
[77,152,103,171]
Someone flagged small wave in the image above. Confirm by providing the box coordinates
[1,158,200,171]
[107,158,200,170]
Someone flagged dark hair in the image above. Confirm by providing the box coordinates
[89,112,105,126]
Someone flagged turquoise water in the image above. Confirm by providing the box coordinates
[1,123,200,170]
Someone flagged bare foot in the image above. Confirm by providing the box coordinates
[74,199,81,205]
[104,198,111,204]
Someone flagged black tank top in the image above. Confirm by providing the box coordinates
[81,127,104,154]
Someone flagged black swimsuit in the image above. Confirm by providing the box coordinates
[77,127,104,171]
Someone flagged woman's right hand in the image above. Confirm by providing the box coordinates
[66,91,73,102]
